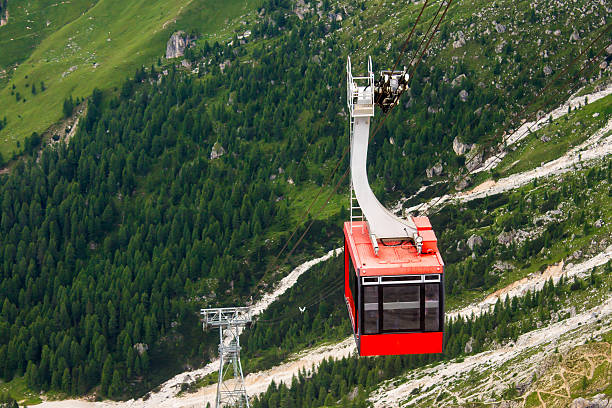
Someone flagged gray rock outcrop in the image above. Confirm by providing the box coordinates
[569,394,611,408]
[453,136,473,155]
[453,31,466,48]
[451,74,466,87]
[166,31,193,59]
[467,234,483,251]
[210,142,226,160]
[494,22,506,33]
[569,30,580,42]
[465,149,484,171]
[464,337,473,353]
[426,162,443,178]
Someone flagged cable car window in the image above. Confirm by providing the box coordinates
[382,285,420,331]
[363,286,379,334]
[424,284,440,331]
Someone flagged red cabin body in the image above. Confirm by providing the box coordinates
[344,218,445,356]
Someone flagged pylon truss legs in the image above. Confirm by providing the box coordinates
[202,307,252,408]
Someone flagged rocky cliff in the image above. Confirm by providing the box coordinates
[165,30,192,59]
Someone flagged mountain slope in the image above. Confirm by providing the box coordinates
[0,0,611,404]
[0,0,262,161]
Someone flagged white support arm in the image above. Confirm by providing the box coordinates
[347,57,419,244]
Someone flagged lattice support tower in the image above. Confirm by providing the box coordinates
[201,307,252,408]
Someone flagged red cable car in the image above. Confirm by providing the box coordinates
[344,57,445,356]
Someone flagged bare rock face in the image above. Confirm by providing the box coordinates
[453,31,466,48]
[494,22,506,33]
[569,30,580,42]
[455,176,471,191]
[465,149,484,171]
[453,136,473,155]
[464,337,473,353]
[210,142,226,160]
[467,234,483,251]
[426,162,443,178]
[452,74,466,87]
[569,397,593,408]
[166,31,192,59]
[497,229,529,246]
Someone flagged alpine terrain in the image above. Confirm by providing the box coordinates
[0,0,610,407]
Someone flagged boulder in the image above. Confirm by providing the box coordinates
[570,30,580,42]
[166,31,193,59]
[543,66,552,76]
[455,176,471,191]
[453,136,473,155]
[451,74,466,87]
[607,44,612,55]
[210,142,226,160]
[453,31,466,48]
[459,89,469,102]
[595,219,604,228]
[465,149,484,171]
[495,40,506,54]
[133,343,149,355]
[426,162,443,178]
[456,241,465,251]
[467,234,483,251]
[591,394,611,407]
[569,398,592,408]
[494,22,506,33]
[464,337,473,353]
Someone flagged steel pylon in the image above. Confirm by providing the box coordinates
[201,307,252,408]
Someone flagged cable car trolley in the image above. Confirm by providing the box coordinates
[344,57,445,356]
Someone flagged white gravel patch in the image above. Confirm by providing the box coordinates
[476,82,612,173]
[36,248,344,408]
[450,244,612,320]
[411,117,612,214]
[371,295,612,407]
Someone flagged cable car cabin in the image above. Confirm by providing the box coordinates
[344,57,445,356]
[343,218,444,356]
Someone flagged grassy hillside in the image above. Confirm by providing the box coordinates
[0,0,98,71]
[0,0,262,161]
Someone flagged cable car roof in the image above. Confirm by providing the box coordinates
[344,219,444,277]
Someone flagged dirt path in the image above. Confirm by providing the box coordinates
[151,338,356,408]
[370,296,612,407]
